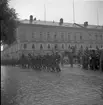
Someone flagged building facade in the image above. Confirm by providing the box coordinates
[2,19,103,60]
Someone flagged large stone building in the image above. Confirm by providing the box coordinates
[2,16,103,60]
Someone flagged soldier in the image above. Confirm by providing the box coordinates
[54,52,61,72]
[20,54,26,68]
[69,48,73,67]
[91,50,96,71]
[95,53,100,70]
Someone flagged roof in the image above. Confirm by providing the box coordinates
[19,19,103,30]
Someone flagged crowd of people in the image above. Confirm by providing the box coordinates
[1,52,61,72]
[77,48,103,71]
[1,47,103,72]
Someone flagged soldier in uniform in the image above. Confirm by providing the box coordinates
[69,48,73,67]
[82,51,89,70]
[54,52,61,72]
[91,50,96,71]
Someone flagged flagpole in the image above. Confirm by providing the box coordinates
[73,0,75,23]
[44,4,46,22]
[97,8,99,26]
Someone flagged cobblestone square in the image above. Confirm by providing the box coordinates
[1,65,103,105]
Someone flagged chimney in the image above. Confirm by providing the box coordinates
[29,15,33,23]
[59,18,63,25]
[84,21,88,27]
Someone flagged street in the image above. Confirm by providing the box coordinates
[1,65,103,105]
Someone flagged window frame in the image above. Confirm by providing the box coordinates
[24,43,27,49]
[47,32,50,41]
[48,44,50,49]
[40,44,43,50]
[32,44,35,49]
[62,44,64,49]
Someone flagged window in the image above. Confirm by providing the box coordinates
[74,35,76,41]
[95,34,97,40]
[61,32,64,41]
[68,45,70,49]
[32,44,35,49]
[40,44,43,49]
[47,32,50,40]
[61,34,64,41]
[100,34,102,39]
[89,34,92,40]
[68,33,70,41]
[62,44,64,49]
[40,32,42,40]
[80,35,82,40]
[54,32,57,40]
[81,45,83,48]
[54,44,57,49]
[24,44,27,49]
[96,45,98,49]
[32,32,36,38]
[48,44,50,49]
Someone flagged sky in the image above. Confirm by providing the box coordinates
[1,0,103,51]
[9,0,103,25]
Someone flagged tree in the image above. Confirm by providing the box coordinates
[0,0,19,45]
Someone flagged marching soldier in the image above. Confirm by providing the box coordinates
[82,51,89,70]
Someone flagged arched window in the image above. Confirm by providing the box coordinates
[68,45,70,49]
[54,44,57,49]
[32,44,35,49]
[24,44,27,49]
[62,44,64,49]
[48,44,50,49]
[40,44,43,49]
[81,45,83,48]
[80,35,82,40]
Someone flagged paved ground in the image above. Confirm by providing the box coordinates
[1,65,103,105]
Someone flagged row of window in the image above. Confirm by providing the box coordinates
[23,43,103,50]
[2,44,103,56]
[23,44,65,49]
[31,32,103,41]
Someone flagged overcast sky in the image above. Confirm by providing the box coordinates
[9,0,103,25]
